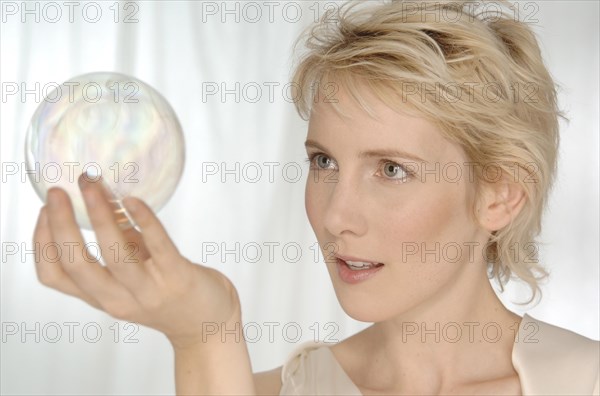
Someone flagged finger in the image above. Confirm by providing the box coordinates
[78,175,151,291]
[122,227,151,262]
[121,196,181,269]
[33,205,103,310]
[46,187,139,312]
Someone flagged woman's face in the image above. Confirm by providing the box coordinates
[304,85,491,322]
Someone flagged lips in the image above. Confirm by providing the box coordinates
[334,254,385,284]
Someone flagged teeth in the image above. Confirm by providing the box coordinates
[345,260,380,270]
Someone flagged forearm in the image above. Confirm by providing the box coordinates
[172,320,256,395]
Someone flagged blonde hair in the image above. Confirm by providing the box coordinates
[291,0,566,304]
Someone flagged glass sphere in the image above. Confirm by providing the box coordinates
[25,72,185,230]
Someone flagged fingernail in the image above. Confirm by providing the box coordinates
[78,173,94,190]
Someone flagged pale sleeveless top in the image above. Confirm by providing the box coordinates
[279,314,600,395]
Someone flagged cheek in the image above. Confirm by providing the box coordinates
[305,177,323,233]
[349,186,472,320]
[376,181,473,262]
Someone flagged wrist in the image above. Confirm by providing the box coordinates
[168,315,244,353]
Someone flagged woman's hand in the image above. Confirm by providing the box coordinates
[33,175,241,351]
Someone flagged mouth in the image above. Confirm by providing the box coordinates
[334,254,385,284]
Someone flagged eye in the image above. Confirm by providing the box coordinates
[306,153,336,170]
[379,160,409,182]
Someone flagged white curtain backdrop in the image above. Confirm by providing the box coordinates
[1,1,598,394]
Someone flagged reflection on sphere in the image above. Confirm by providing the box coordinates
[25,72,185,230]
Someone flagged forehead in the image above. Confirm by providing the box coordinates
[306,82,459,162]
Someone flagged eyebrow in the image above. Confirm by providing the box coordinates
[304,139,428,163]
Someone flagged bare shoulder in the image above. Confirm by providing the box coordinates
[254,366,283,396]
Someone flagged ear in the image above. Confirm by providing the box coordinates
[476,177,527,232]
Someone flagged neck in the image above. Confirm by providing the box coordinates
[360,263,523,394]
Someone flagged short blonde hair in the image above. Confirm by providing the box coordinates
[291,0,566,304]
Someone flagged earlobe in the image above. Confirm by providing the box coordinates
[477,179,526,232]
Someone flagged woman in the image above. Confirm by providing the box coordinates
[33,0,599,395]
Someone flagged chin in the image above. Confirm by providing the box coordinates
[325,260,423,322]
[331,285,397,323]
[331,279,427,324]
[341,304,388,323]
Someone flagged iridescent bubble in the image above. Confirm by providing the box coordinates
[25,72,185,230]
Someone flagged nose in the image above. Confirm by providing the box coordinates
[322,173,368,238]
